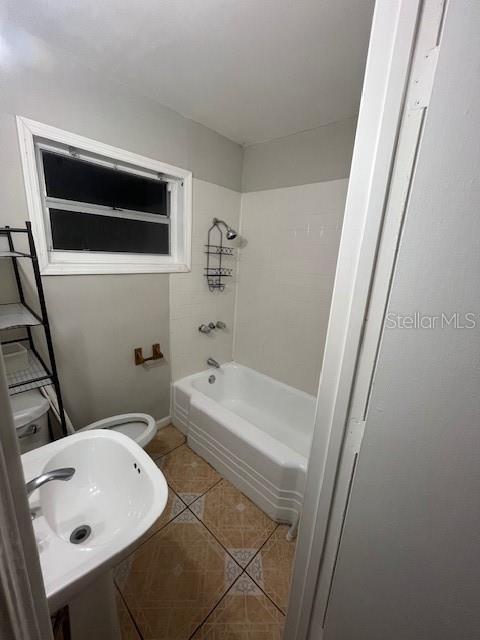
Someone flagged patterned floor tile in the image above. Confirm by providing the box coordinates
[147,487,187,537]
[116,591,141,640]
[246,525,296,613]
[157,445,221,504]
[192,479,277,567]
[116,510,242,640]
[191,574,285,639]
[145,425,186,459]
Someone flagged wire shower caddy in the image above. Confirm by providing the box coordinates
[204,221,235,291]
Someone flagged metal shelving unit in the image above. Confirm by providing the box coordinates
[0,222,67,435]
[0,302,43,329]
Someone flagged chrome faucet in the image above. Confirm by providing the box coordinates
[207,357,220,368]
[26,468,75,498]
[199,321,227,334]
[199,324,212,334]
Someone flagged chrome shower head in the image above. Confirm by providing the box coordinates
[213,218,238,240]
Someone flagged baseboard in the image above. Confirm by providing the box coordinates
[155,416,171,429]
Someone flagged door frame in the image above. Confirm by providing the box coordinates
[284,0,445,637]
[0,354,53,639]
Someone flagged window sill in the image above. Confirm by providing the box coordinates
[41,257,191,275]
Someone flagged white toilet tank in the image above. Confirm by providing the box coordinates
[10,389,51,453]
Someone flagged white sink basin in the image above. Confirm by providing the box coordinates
[22,429,168,612]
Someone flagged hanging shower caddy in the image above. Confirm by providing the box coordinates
[204,218,236,291]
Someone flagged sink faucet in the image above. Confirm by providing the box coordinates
[207,357,220,368]
[26,468,75,498]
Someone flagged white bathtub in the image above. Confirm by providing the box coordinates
[172,362,315,523]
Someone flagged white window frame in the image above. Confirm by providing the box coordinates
[16,116,192,275]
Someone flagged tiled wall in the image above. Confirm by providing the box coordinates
[169,178,347,396]
[169,179,241,381]
[233,179,348,395]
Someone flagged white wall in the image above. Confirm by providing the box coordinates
[323,2,480,638]
[234,180,347,394]
[169,180,241,381]
[242,117,356,193]
[1,34,354,420]
[0,41,243,427]
[231,117,355,395]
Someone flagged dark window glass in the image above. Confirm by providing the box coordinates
[49,209,169,255]
[42,151,168,215]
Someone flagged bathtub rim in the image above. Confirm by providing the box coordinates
[174,360,315,463]
[177,360,317,405]
[172,361,315,523]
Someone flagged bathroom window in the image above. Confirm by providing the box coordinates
[42,150,171,256]
[17,117,192,274]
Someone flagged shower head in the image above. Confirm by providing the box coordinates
[213,218,238,240]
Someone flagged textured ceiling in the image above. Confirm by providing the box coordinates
[3,0,374,145]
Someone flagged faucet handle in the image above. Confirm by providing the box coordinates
[215,321,227,330]
[198,324,211,334]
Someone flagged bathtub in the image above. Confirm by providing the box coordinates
[172,362,316,524]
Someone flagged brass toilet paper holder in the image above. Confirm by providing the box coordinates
[134,343,163,366]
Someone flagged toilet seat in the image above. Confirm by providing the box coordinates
[78,413,157,448]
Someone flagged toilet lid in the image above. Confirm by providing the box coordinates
[10,389,50,429]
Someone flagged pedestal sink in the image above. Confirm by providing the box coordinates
[22,429,168,639]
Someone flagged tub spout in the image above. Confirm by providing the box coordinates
[207,357,220,369]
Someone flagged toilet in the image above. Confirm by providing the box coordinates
[11,389,157,453]
[77,413,157,448]
[10,388,157,451]
[10,389,51,454]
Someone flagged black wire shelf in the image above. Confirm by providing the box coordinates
[204,244,235,256]
[204,267,233,277]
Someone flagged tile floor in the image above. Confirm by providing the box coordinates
[115,425,297,640]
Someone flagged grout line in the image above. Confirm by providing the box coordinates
[127,437,289,634]
[245,521,279,567]
[183,485,288,617]
[115,584,145,640]
[147,430,187,461]
[155,440,188,462]
[114,496,191,637]
[246,567,287,617]
[184,502,244,572]
[114,486,188,567]
[187,559,286,640]
[183,471,280,573]
[150,439,185,460]
[185,475,223,506]
[119,502,286,637]
[187,572,247,640]
[157,441,224,505]
[249,524,296,615]
[242,524,291,616]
